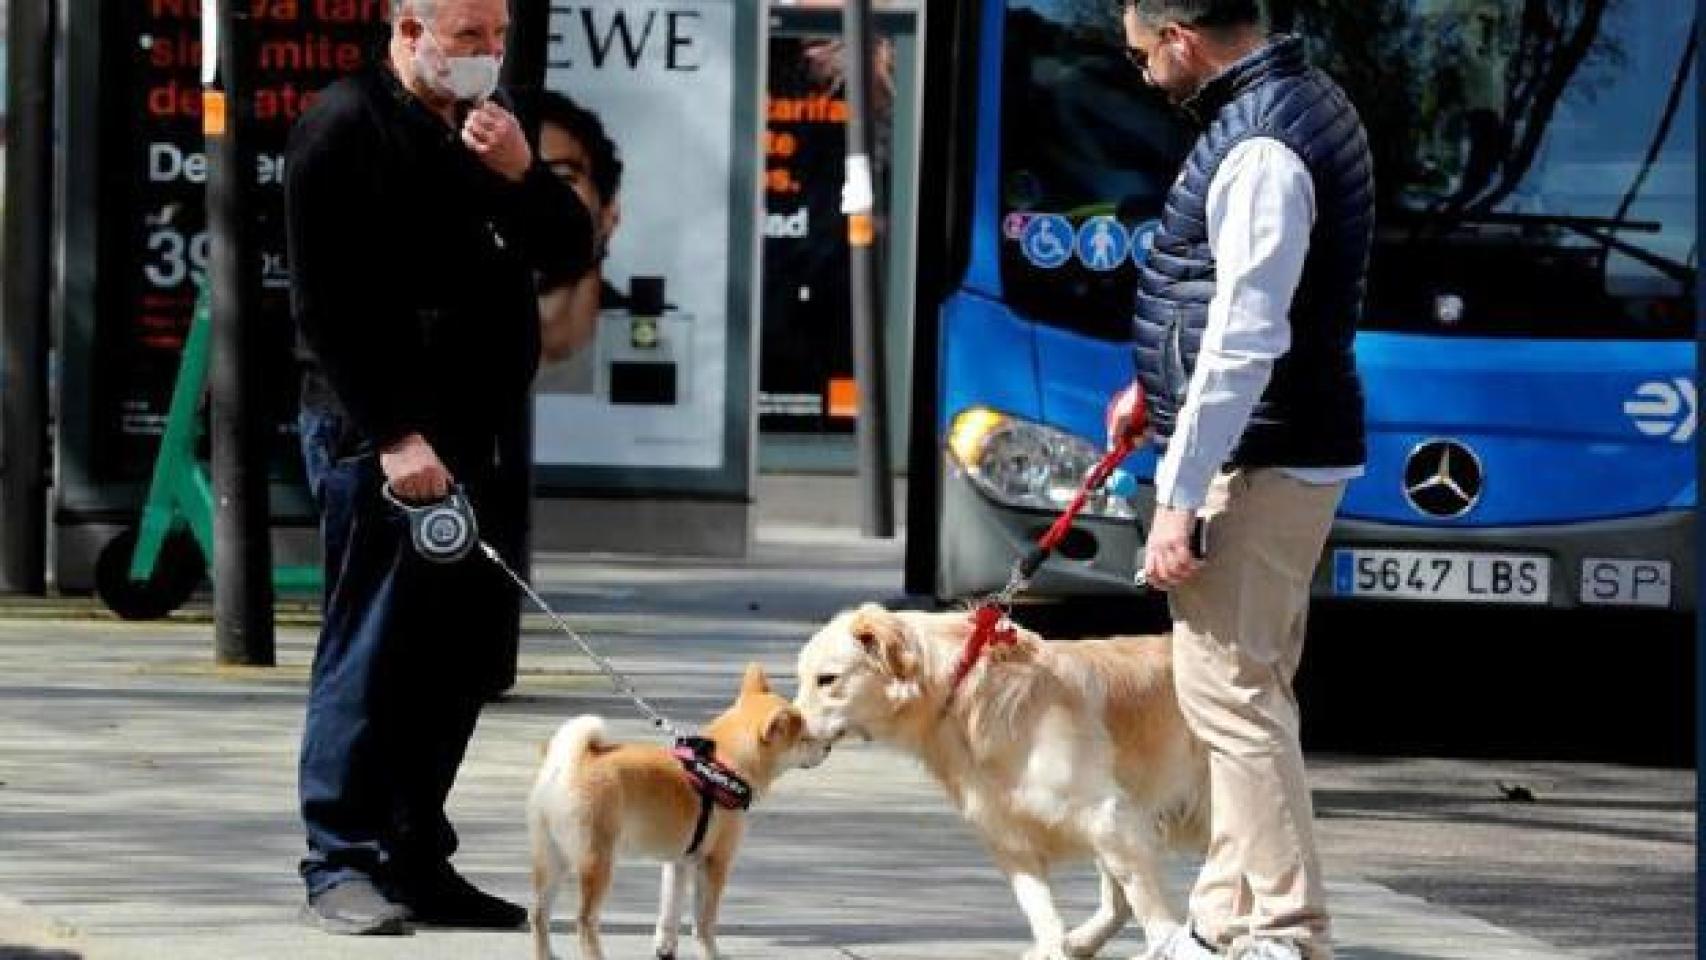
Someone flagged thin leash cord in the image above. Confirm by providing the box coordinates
[478,542,682,740]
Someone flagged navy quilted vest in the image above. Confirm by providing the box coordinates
[1133,35,1372,467]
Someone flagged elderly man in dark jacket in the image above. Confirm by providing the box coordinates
[285,0,592,935]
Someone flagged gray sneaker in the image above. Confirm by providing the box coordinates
[1228,937,1308,960]
[301,877,409,936]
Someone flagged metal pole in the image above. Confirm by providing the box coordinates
[505,0,545,585]
[0,0,55,596]
[502,0,549,109]
[489,0,551,697]
[207,0,276,665]
[842,0,895,538]
[903,0,972,597]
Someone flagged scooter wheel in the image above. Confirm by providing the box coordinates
[94,528,206,621]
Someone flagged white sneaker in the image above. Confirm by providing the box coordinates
[1227,937,1307,960]
[1145,925,1224,960]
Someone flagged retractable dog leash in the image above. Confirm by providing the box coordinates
[383,482,761,854]
[383,483,481,564]
[383,481,683,740]
[383,482,755,846]
[477,539,686,740]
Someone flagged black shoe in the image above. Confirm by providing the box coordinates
[395,866,526,930]
[301,877,409,936]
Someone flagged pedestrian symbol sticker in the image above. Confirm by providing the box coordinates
[1129,219,1161,267]
[1076,216,1129,272]
[1020,214,1073,270]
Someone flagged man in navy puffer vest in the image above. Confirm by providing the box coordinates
[1108,3,1373,959]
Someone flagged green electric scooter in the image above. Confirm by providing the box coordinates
[93,279,321,619]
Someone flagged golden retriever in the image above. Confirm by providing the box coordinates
[794,604,1208,960]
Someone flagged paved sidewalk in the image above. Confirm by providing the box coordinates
[0,528,1688,959]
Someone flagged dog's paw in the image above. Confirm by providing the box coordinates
[1066,918,1130,958]
[1062,933,1103,959]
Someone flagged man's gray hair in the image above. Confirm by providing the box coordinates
[392,0,441,24]
[1126,0,1265,31]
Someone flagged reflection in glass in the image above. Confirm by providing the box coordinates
[999,0,1696,340]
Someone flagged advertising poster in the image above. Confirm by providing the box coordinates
[758,31,895,435]
[91,1,389,483]
[535,1,738,472]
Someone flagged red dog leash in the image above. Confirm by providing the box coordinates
[946,431,1140,700]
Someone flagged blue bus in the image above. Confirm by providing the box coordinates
[904,0,1696,612]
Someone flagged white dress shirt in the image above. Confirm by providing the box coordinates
[1152,137,1365,511]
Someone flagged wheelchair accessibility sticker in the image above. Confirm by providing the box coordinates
[1076,216,1129,272]
[1020,214,1074,269]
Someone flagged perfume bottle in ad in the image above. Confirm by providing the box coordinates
[630,276,662,350]
[594,276,692,406]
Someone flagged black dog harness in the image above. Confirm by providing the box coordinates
[672,736,753,856]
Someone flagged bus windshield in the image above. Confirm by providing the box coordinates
[998,0,1698,340]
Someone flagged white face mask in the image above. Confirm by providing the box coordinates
[415,24,502,102]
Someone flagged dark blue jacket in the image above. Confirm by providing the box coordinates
[1133,36,1372,468]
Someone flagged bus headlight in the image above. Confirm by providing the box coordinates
[947,408,1137,519]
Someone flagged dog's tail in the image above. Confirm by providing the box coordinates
[540,715,609,780]
[529,716,610,872]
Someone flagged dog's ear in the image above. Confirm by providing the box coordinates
[741,662,772,696]
[761,705,803,745]
[849,604,916,681]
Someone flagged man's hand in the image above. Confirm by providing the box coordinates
[462,101,531,183]
[1105,381,1149,452]
[380,433,452,503]
[1143,505,1204,589]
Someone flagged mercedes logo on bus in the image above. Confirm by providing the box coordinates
[1402,440,1483,518]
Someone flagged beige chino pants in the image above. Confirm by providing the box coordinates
[1168,468,1345,959]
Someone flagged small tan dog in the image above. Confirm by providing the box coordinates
[527,664,828,960]
[794,604,1208,960]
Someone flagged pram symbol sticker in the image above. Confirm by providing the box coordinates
[1129,219,1161,267]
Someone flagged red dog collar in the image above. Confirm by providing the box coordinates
[946,605,1020,702]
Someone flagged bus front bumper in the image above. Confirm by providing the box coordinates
[939,465,1695,612]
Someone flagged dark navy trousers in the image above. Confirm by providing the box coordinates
[295,406,523,897]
